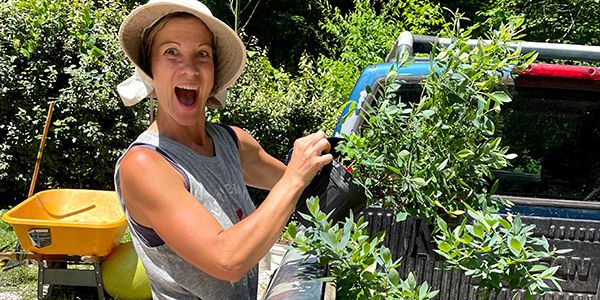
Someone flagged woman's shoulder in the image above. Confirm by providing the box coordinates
[119,129,174,174]
[119,145,168,174]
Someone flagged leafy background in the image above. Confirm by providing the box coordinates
[0,0,597,298]
[0,0,598,206]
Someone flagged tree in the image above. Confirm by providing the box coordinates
[439,0,600,46]
[0,0,147,204]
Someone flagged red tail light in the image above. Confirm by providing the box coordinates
[519,63,600,80]
[515,64,600,91]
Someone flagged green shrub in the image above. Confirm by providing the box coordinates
[478,0,600,47]
[0,0,147,204]
[334,15,567,298]
[318,0,444,69]
[435,206,568,298]
[0,209,17,251]
[286,197,439,300]
[337,17,536,222]
[219,0,446,162]
[314,0,446,136]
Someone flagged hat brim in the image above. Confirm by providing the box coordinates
[118,1,246,108]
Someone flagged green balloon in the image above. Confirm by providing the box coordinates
[101,242,152,300]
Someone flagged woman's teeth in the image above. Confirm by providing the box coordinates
[174,86,198,107]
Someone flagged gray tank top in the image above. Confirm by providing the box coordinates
[114,122,258,300]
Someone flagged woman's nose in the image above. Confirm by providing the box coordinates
[178,56,200,76]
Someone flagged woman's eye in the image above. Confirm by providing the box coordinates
[196,50,209,58]
[165,48,177,55]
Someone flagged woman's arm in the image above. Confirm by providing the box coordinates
[230,126,287,190]
[119,131,331,282]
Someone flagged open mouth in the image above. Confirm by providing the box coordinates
[174,86,198,107]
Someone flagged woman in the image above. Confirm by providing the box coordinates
[114,0,332,299]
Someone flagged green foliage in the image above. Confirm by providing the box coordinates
[0,0,148,203]
[285,197,439,300]
[318,0,444,68]
[0,264,37,297]
[120,228,132,243]
[330,16,576,298]
[314,0,445,108]
[337,16,537,222]
[441,0,600,48]
[333,14,572,298]
[434,207,570,298]
[218,0,447,166]
[216,51,336,161]
[0,209,17,252]
[479,0,600,47]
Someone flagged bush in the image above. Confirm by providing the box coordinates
[333,16,568,297]
[219,0,446,161]
[435,206,567,298]
[338,17,536,221]
[317,0,444,69]
[0,0,148,204]
[0,209,16,251]
[0,0,446,206]
[286,197,439,300]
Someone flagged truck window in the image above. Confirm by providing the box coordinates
[386,80,600,201]
[496,85,600,201]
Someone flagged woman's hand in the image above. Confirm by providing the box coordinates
[284,131,333,188]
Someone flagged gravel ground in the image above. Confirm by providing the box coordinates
[0,291,21,300]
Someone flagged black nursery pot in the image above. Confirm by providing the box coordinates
[289,137,366,227]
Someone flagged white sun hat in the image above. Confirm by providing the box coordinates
[117,0,246,108]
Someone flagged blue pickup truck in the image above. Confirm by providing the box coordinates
[264,32,600,299]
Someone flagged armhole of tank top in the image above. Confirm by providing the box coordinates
[128,213,165,247]
[125,143,191,247]
[217,123,238,149]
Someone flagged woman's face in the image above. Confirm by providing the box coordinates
[150,16,214,126]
